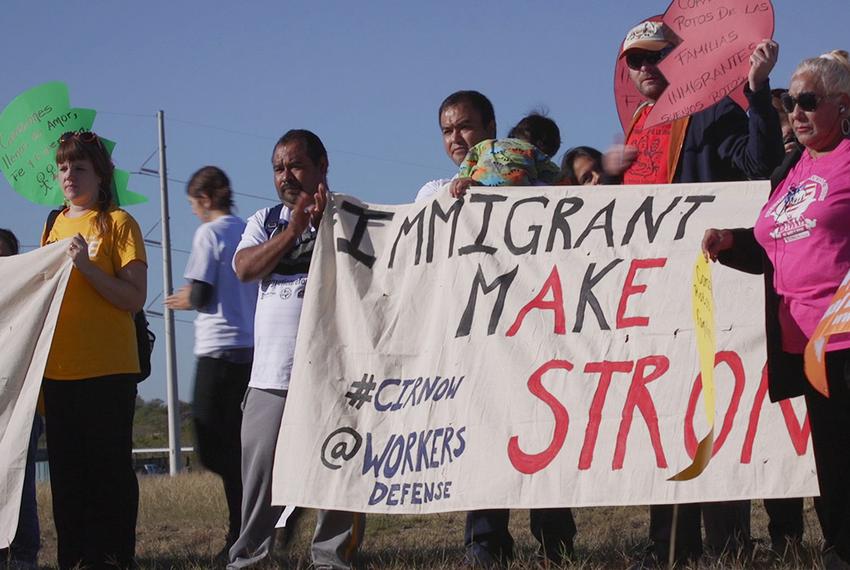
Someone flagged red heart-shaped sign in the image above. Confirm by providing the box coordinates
[615,0,774,131]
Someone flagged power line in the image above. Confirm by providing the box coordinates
[324,148,442,171]
[134,169,276,203]
[146,310,194,326]
[145,239,191,255]
[139,149,158,171]
[147,291,163,309]
[134,170,187,185]
[165,116,441,171]
[144,221,161,238]
[167,117,270,141]
[95,108,443,172]
[98,110,156,119]
[233,191,276,203]
[144,293,196,324]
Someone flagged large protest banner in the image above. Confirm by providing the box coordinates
[0,242,71,546]
[273,183,818,514]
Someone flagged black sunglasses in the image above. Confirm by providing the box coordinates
[59,130,102,146]
[625,46,673,71]
[780,92,825,113]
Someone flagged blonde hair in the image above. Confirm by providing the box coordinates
[792,50,850,98]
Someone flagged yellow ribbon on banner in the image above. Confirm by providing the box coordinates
[669,254,716,481]
[804,269,850,398]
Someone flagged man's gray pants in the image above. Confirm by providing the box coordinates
[227,387,365,569]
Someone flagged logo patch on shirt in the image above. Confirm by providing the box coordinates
[259,275,306,301]
[765,175,828,243]
[87,239,100,258]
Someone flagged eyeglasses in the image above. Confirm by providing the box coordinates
[780,92,826,113]
[625,46,673,71]
[59,130,102,146]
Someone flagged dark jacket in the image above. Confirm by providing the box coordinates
[717,146,806,402]
[604,82,784,185]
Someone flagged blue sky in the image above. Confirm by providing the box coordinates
[1,0,847,400]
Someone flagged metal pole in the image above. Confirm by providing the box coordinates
[157,110,181,475]
[668,504,678,569]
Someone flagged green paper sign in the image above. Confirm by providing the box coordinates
[0,82,147,206]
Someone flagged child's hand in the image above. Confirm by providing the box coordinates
[450,177,479,198]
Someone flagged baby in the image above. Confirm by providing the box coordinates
[450,113,562,197]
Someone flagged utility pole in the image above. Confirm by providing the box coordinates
[158,110,181,475]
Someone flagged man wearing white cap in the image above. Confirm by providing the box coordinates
[602,18,784,568]
[604,20,782,186]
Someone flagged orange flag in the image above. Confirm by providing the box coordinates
[804,269,850,397]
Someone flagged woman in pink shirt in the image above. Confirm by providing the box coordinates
[704,50,850,566]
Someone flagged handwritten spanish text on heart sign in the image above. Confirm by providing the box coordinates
[613,10,752,133]
[643,0,774,128]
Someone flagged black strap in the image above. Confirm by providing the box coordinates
[262,203,314,276]
[263,203,285,238]
[42,208,64,244]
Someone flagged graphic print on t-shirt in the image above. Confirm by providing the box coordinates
[86,238,100,258]
[765,175,828,243]
[259,275,308,300]
[623,106,672,185]
[630,134,665,179]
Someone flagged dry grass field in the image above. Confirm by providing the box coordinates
[31,472,825,569]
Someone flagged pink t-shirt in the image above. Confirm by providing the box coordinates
[754,138,850,354]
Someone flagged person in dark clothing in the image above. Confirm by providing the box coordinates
[704,49,850,569]
[771,88,801,155]
[762,88,807,559]
[601,19,784,567]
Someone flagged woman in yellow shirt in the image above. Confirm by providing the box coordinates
[41,131,147,570]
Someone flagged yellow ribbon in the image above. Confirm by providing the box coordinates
[670,254,716,481]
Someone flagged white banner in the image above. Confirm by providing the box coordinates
[0,241,71,546]
[273,183,818,514]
